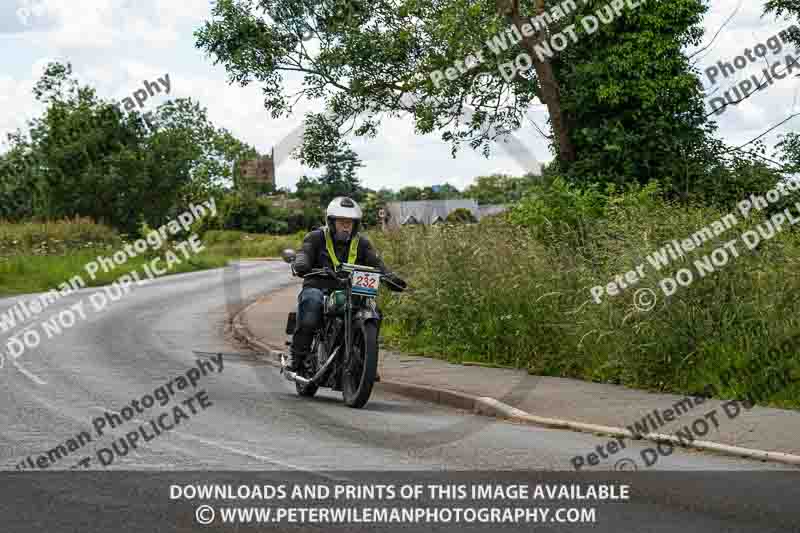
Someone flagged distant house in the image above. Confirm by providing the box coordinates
[478,204,509,219]
[384,200,510,228]
[385,200,482,228]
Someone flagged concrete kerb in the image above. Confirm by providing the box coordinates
[231,296,482,406]
[230,295,800,468]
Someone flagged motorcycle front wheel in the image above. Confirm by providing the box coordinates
[342,321,378,408]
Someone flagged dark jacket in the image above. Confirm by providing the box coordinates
[294,228,387,289]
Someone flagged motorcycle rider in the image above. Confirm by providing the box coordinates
[287,196,389,372]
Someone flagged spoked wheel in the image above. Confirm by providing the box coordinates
[295,335,320,397]
[342,321,379,408]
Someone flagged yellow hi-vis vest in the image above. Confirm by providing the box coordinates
[323,226,359,270]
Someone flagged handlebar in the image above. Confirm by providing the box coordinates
[293,266,407,292]
[302,267,338,279]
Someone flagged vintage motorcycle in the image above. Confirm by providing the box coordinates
[279,249,407,408]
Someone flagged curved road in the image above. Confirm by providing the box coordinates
[0,262,798,532]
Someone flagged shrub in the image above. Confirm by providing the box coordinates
[445,208,477,223]
[191,193,323,236]
[376,180,800,408]
[0,216,120,256]
[202,229,304,257]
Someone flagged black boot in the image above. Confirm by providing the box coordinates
[288,321,316,372]
[286,347,311,372]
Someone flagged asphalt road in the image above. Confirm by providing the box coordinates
[0,262,798,532]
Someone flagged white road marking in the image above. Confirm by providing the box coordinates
[9,358,47,385]
[87,406,350,481]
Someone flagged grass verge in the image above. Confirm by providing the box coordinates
[372,188,800,410]
[0,223,303,296]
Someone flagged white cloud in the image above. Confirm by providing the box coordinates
[1,1,800,189]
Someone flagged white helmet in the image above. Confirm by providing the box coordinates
[326,196,363,234]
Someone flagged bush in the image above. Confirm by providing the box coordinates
[0,216,120,256]
[376,180,800,409]
[202,229,304,257]
[191,193,322,236]
[506,177,663,249]
[445,208,477,223]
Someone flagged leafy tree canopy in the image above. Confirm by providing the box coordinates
[195,0,714,194]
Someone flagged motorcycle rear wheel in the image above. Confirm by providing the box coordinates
[342,321,379,408]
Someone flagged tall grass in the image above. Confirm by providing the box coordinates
[0,216,120,256]
[0,250,231,294]
[201,230,304,258]
[373,185,800,408]
[0,221,300,296]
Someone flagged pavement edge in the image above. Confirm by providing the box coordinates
[230,294,800,469]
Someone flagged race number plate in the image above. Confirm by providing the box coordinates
[352,270,380,296]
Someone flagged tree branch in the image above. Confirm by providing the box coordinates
[720,112,800,154]
[689,0,742,64]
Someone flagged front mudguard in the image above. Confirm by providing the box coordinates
[353,307,381,330]
[352,302,383,342]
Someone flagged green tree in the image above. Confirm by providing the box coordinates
[295,144,365,207]
[445,207,477,223]
[464,173,529,204]
[397,186,424,201]
[433,183,462,199]
[22,62,176,233]
[764,1,800,46]
[778,133,800,174]
[550,0,711,192]
[320,146,364,202]
[417,182,462,200]
[2,61,259,234]
[146,97,259,208]
[0,132,43,220]
[294,174,324,205]
[195,0,712,189]
[376,187,397,202]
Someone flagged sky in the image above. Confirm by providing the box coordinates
[0,0,797,192]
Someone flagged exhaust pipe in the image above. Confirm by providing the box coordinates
[280,353,314,386]
[280,349,339,387]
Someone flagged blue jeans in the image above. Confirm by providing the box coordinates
[292,287,325,354]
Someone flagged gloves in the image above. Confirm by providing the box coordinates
[384,272,407,289]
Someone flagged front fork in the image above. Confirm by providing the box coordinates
[342,279,383,370]
[344,279,353,367]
